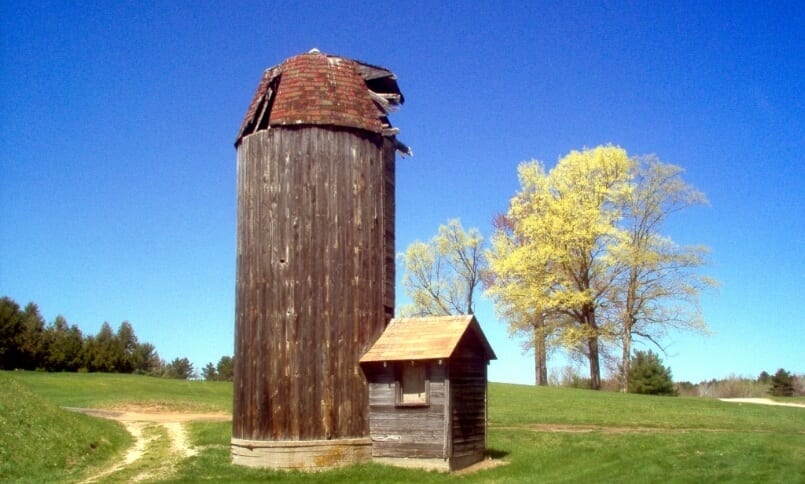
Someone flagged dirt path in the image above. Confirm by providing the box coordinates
[719,398,805,408]
[65,407,230,483]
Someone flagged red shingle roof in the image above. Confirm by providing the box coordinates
[235,51,404,146]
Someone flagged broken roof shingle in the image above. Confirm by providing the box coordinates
[235,50,405,147]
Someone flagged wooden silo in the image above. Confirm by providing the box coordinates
[231,50,408,470]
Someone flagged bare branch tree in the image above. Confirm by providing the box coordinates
[399,219,486,317]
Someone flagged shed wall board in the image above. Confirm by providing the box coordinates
[365,363,448,459]
[450,353,488,458]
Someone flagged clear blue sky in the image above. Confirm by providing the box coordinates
[2,1,802,385]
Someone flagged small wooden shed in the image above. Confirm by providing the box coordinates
[359,315,496,471]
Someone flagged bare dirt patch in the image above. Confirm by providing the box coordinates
[719,398,805,408]
[66,407,230,482]
[491,424,737,435]
[452,456,509,475]
[67,407,230,423]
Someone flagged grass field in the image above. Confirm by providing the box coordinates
[11,371,232,412]
[3,371,804,482]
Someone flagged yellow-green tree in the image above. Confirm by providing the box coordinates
[613,156,716,391]
[484,213,564,385]
[399,219,485,317]
[487,146,633,389]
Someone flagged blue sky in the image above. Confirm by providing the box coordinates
[1,1,802,385]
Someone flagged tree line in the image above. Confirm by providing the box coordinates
[0,296,212,379]
[400,145,717,391]
[675,368,803,398]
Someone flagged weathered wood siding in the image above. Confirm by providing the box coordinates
[449,335,488,460]
[233,126,395,442]
[365,363,447,459]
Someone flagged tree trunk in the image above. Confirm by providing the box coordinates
[583,303,601,390]
[622,270,638,392]
[587,335,601,390]
[621,324,632,392]
[534,324,548,386]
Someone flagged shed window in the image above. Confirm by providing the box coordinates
[397,363,429,406]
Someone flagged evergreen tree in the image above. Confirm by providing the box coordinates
[88,322,117,371]
[115,321,138,373]
[202,362,217,381]
[627,350,678,396]
[64,324,85,370]
[769,368,795,397]
[216,356,234,381]
[18,303,46,369]
[164,357,195,379]
[1,295,161,375]
[81,335,97,371]
[132,342,161,375]
[0,297,25,369]
[44,316,84,371]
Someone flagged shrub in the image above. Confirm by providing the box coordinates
[627,350,678,396]
[692,375,784,398]
[569,375,592,389]
[676,381,696,397]
[793,374,805,396]
[553,365,593,389]
[713,375,766,398]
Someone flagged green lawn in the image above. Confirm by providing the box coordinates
[12,371,232,412]
[3,372,804,483]
[489,384,801,433]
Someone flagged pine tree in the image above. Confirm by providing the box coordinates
[202,362,217,381]
[164,357,195,379]
[0,297,25,369]
[627,350,677,396]
[769,368,795,397]
[216,356,234,381]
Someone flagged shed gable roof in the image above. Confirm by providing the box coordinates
[359,315,496,363]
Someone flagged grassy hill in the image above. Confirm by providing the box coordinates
[3,371,804,482]
[0,372,131,483]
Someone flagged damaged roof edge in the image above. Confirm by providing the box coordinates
[235,67,282,145]
[234,51,407,149]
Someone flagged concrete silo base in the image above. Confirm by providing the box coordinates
[230,437,372,470]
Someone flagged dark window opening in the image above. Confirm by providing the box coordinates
[396,362,429,407]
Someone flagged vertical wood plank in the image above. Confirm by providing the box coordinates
[234,126,393,442]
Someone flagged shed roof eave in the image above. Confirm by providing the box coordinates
[359,315,496,363]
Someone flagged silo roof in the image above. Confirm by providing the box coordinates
[235,50,406,147]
